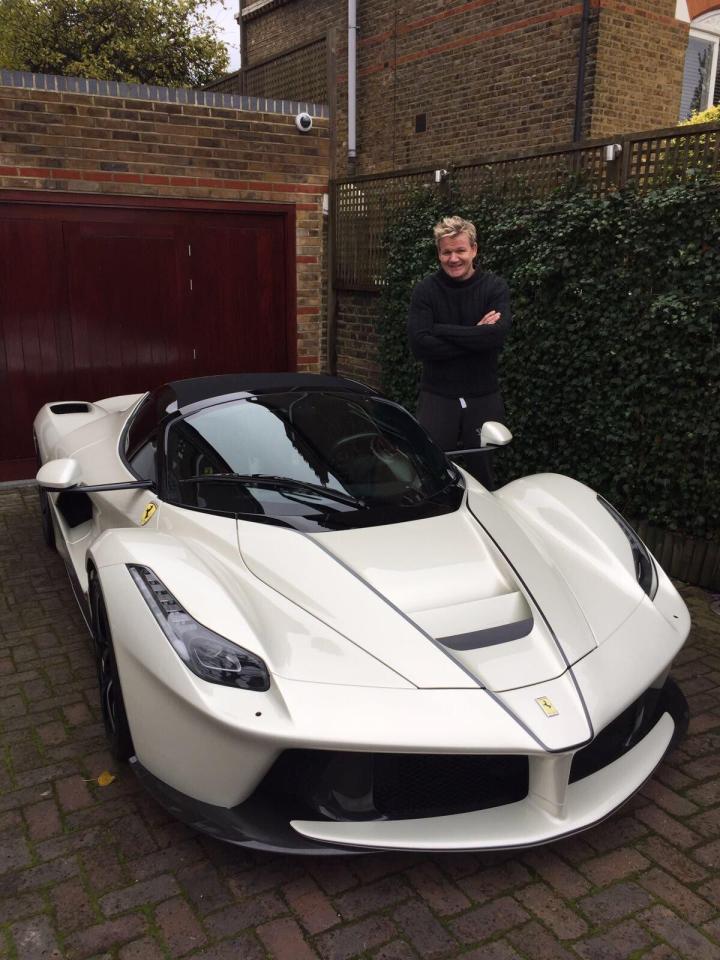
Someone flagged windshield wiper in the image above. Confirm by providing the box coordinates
[178,473,363,507]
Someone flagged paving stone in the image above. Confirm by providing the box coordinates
[406,861,471,916]
[574,919,653,960]
[635,802,702,849]
[579,880,654,924]
[203,892,286,938]
[155,896,208,955]
[177,862,233,915]
[694,837,720,869]
[190,934,264,960]
[51,876,97,932]
[64,915,147,960]
[640,904,720,960]
[334,876,412,922]
[80,844,131,896]
[307,860,358,896]
[580,847,651,886]
[522,848,591,897]
[24,799,63,841]
[639,866,716,924]
[10,915,62,960]
[505,920,576,960]
[257,917,318,960]
[369,940,419,960]
[638,835,709,883]
[315,916,397,960]
[283,875,340,934]
[515,881,588,939]
[99,875,180,917]
[129,840,205,882]
[0,856,80,895]
[0,892,45,925]
[0,835,32,873]
[450,896,530,944]
[229,859,304,898]
[117,938,165,960]
[392,899,457,957]
[457,860,532,903]
[584,814,648,853]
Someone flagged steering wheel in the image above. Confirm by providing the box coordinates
[330,431,380,454]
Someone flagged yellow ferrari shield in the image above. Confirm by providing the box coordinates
[140,502,157,526]
[536,696,559,718]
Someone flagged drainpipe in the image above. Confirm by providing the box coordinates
[573,0,591,142]
[348,0,357,167]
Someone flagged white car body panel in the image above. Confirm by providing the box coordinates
[33,377,691,852]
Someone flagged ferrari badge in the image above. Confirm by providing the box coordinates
[140,502,157,526]
[536,696,559,718]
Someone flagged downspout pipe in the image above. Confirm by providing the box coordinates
[348,0,357,164]
[573,0,591,142]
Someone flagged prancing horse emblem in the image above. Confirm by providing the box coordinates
[140,502,157,526]
[536,696,559,718]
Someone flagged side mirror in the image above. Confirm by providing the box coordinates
[479,421,513,448]
[37,458,81,489]
[36,458,154,493]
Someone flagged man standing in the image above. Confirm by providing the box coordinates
[407,216,511,487]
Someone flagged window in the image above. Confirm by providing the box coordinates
[680,15,720,120]
[123,386,174,485]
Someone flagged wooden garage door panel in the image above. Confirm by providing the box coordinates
[188,216,288,376]
[0,217,69,465]
[0,201,294,478]
[63,220,191,400]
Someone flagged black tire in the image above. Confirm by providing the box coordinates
[34,433,56,551]
[89,571,134,761]
[38,485,56,550]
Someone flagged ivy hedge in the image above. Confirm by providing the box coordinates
[377,179,720,537]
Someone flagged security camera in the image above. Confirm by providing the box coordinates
[295,112,313,133]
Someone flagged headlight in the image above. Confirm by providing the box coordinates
[597,496,658,600]
[128,565,270,691]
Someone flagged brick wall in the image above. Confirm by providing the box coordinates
[335,291,382,388]
[244,0,692,177]
[0,71,330,372]
[588,0,688,137]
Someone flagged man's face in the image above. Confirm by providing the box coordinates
[438,233,477,281]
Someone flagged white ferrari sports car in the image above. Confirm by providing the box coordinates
[34,373,690,854]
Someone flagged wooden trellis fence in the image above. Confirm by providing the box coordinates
[333,120,720,290]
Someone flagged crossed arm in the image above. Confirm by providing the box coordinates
[407,279,512,360]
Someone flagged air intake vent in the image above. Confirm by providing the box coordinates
[50,403,91,415]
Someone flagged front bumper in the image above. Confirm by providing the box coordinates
[131,677,688,854]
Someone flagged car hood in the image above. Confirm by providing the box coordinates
[237,489,597,693]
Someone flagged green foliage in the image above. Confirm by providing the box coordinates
[0,0,229,87]
[378,180,720,537]
[681,104,720,126]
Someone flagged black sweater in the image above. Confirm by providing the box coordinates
[407,269,511,398]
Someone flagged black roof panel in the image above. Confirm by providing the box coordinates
[166,372,377,410]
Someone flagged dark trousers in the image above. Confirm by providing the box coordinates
[417,390,505,489]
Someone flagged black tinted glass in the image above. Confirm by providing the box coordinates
[165,391,462,530]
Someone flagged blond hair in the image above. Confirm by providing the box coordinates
[433,216,477,249]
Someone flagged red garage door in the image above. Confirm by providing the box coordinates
[0,198,295,480]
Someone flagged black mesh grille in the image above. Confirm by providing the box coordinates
[372,753,529,819]
[570,686,665,784]
[259,750,529,822]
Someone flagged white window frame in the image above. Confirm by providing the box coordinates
[689,26,719,112]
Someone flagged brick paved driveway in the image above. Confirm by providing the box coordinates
[1,485,719,960]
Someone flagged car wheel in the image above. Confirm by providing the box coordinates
[34,434,55,551]
[38,486,56,550]
[89,571,134,762]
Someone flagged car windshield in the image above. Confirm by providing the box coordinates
[164,391,463,531]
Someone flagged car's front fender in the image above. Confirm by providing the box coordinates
[493,473,690,646]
